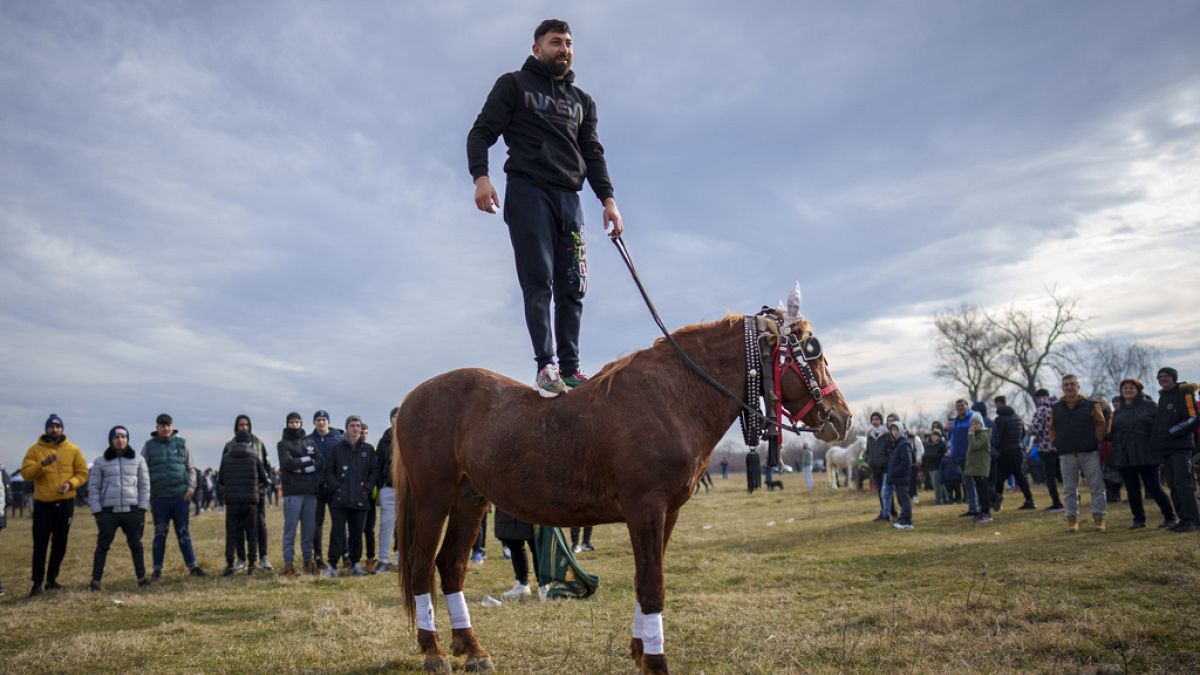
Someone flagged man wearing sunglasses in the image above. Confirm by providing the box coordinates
[20,413,89,596]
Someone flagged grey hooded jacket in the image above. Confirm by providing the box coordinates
[88,446,150,513]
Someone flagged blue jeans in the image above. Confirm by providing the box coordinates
[151,496,197,571]
[879,478,897,518]
[963,462,980,512]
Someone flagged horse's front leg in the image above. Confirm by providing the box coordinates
[627,506,676,675]
[437,484,493,673]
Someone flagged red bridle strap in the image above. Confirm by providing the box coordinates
[771,345,840,425]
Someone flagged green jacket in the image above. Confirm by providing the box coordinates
[142,432,196,499]
[964,429,992,478]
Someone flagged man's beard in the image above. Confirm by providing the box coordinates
[540,53,570,76]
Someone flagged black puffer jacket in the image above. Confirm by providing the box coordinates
[277,427,323,496]
[219,438,268,505]
[376,427,394,488]
[326,438,379,510]
[1110,395,1158,469]
[993,406,1025,455]
[1152,382,1198,454]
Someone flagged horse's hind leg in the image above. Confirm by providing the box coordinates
[437,479,493,673]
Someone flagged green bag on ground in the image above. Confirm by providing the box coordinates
[533,526,600,599]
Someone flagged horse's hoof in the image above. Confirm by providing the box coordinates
[464,655,494,673]
[422,655,452,673]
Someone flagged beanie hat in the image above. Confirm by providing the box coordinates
[286,411,303,424]
[45,413,64,431]
[1158,367,1179,383]
[969,412,984,428]
[345,415,362,429]
[108,425,129,443]
[313,410,330,423]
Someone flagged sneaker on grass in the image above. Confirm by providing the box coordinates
[501,581,531,599]
[535,364,567,398]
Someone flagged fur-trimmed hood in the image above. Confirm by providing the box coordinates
[1160,381,1197,395]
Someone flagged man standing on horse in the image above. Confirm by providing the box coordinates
[467,18,623,397]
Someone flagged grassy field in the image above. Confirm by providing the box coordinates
[1,478,1198,673]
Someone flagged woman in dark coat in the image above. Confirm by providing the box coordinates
[1110,378,1177,529]
[494,507,540,598]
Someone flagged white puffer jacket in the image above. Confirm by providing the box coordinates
[88,447,150,513]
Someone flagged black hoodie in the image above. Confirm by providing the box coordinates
[223,414,272,472]
[220,431,268,505]
[467,55,614,201]
[993,406,1025,454]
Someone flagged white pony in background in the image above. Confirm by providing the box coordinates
[825,436,866,490]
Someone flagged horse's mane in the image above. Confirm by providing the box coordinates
[591,313,743,390]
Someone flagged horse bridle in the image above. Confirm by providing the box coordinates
[610,235,839,444]
[741,309,841,446]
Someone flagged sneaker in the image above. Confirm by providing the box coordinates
[324,566,339,578]
[959,511,978,517]
[1168,521,1198,533]
[1160,519,1179,529]
[246,566,257,576]
[234,560,246,571]
[562,370,590,389]
[581,542,595,552]
[572,544,583,554]
[189,566,208,577]
[222,567,237,577]
[260,558,273,571]
[138,577,152,588]
[350,563,369,577]
[892,521,908,530]
[29,584,42,597]
[535,364,567,398]
[502,546,512,560]
[974,514,994,523]
[872,515,890,522]
[538,584,550,602]
[89,580,103,592]
[375,562,391,574]
[501,581,531,599]
[1018,502,1037,511]
[1045,505,1064,513]
[44,581,63,591]
[1129,521,1146,530]
[151,569,162,580]
[470,551,485,565]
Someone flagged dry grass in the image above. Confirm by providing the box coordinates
[1,480,1198,673]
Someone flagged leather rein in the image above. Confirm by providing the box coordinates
[611,236,840,443]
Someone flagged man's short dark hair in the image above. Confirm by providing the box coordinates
[156,413,173,426]
[535,19,571,42]
[994,396,1006,406]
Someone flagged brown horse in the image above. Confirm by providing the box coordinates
[391,309,852,673]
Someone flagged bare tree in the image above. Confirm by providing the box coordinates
[932,303,1007,402]
[1082,338,1161,398]
[982,288,1089,405]
[931,288,1090,408]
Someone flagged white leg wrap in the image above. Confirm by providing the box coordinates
[445,591,471,629]
[415,593,436,632]
[632,602,646,639]
[643,612,664,655]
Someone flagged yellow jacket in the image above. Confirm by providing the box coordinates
[21,435,89,502]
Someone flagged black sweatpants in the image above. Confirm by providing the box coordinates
[1119,465,1175,524]
[1162,450,1200,525]
[225,503,258,566]
[1041,452,1063,508]
[972,476,995,515]
[313,493,328,563]
[994,450,1034,506]
[328,507,367,566]
[500,537,540,586]
[363,493,377,560]
[92,509,146,582]
[256,498,268,559]
[570,526,593,546]
[32,499,73,586]
[503,175,587,374]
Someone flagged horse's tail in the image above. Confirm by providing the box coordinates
[392,415,417,629]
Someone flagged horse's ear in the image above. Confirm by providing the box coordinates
[785,282,802,320]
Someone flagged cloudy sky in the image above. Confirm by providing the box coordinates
[2,1,1198,469]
